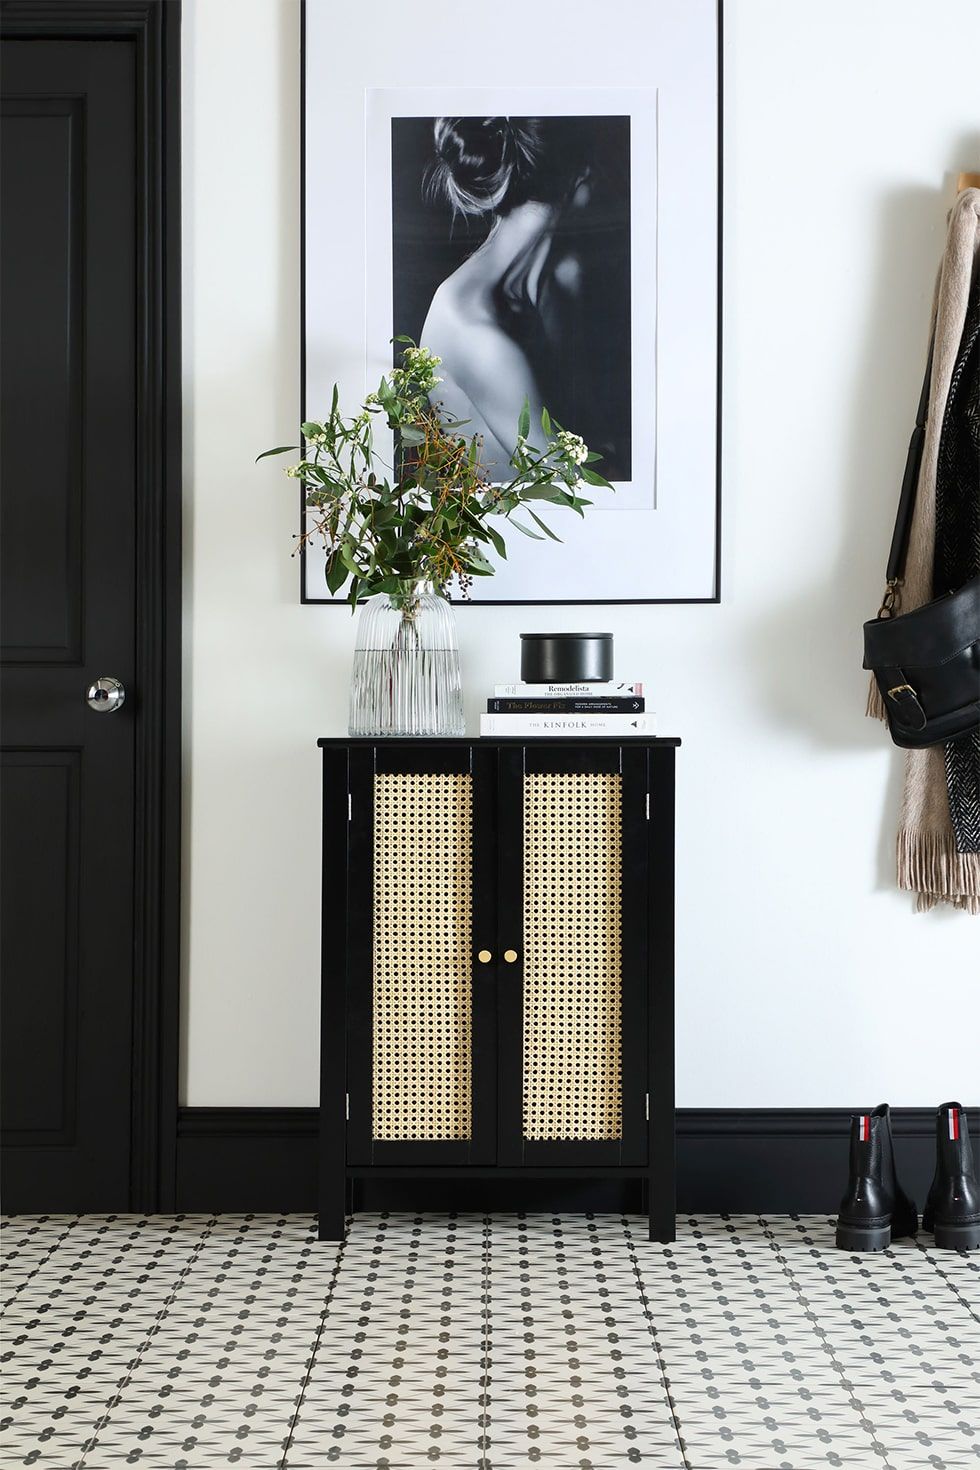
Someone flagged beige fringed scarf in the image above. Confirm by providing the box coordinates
[868,188,980,912]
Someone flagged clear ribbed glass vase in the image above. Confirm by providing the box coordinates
[348,581,464,737]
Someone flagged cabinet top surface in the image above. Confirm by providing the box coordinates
[318,736,681,748]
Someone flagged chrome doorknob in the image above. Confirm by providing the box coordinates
[86,676,126,713]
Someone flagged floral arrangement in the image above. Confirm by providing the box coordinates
[259,341,611,608]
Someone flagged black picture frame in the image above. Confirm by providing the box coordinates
[299,0,723,607]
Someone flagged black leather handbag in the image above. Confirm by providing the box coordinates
[863,347,980,749]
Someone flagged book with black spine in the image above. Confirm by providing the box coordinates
[487,696,645,714]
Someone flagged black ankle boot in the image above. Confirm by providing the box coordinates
[922,1103,980,1251]
[835,1103,917,1251]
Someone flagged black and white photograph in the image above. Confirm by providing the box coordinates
[391,114,632,482]
[365,87,658,527]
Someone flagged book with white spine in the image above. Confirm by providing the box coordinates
[480,712,655,737]
[492,681,643,697]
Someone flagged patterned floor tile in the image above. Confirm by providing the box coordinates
[2,1211,977,1470]
[762,1213,980,1470]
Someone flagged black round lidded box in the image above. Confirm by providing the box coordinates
[520,632,613,684]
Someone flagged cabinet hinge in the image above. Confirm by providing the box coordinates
[645,791,650,821]
[645,1092,650,1121]
[345,1092,350,1121]
[347,792,352,821]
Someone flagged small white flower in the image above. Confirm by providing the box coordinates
[404,345,442,369]
[556,429,589,465]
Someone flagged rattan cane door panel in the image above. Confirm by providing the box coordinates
[372,771,473,1143]
[495,744,649,1167]
[344,744,497,1167]
[523,772,623,1143]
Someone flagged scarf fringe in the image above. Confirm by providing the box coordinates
[897,828,980,913]
[866,675,887,722]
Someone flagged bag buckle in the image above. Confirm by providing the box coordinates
[886,682,927,730]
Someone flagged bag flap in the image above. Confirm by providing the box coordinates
[863,574,980,668]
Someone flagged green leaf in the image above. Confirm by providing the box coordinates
[509,518,545,540]
[540,405,552,437]
[551,490,592,513]
[325,554,347,595]
[302,464,336,487]
[255,444,299,462]
[581,467,613,488]
[339,543,361,575]
[399,425,426,446]
[519,484,566,501]
[517,397,530,441]
[331,383,339,417]
[486,524,508,560]
[392,334,416,346]
[527,509,562,542]
[464,549,495,575]
[301,421,322,438]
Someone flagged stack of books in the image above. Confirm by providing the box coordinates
[480,681,653,737]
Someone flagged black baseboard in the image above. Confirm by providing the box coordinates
[175,1107,979,1216]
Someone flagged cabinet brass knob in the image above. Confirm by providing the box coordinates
[503,949,518,964]
[477,949,492,964]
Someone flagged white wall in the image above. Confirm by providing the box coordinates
[182,0,980,1108]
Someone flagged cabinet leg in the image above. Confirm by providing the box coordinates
[317,1182,348,1242]
[647,1174,676,1244]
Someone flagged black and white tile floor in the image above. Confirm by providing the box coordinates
[1,1212,977,1469]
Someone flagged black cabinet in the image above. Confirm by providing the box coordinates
[317,738,677,1241]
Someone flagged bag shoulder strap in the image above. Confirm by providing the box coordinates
[885,339,934,584]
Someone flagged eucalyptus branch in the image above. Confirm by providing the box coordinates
[257,340,612,607]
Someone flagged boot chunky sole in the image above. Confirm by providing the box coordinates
[835,1219,892,1252]
[923,1214,980,1251]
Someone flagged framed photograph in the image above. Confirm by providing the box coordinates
[302,0,721,604]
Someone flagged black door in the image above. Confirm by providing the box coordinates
[0,16,178,1211]
[496,744,649,1166]
[344,743,497,1166]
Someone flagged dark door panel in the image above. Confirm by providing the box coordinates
[0,751,80,1140]
[1,37,138,1208]
[1,97,84,662]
